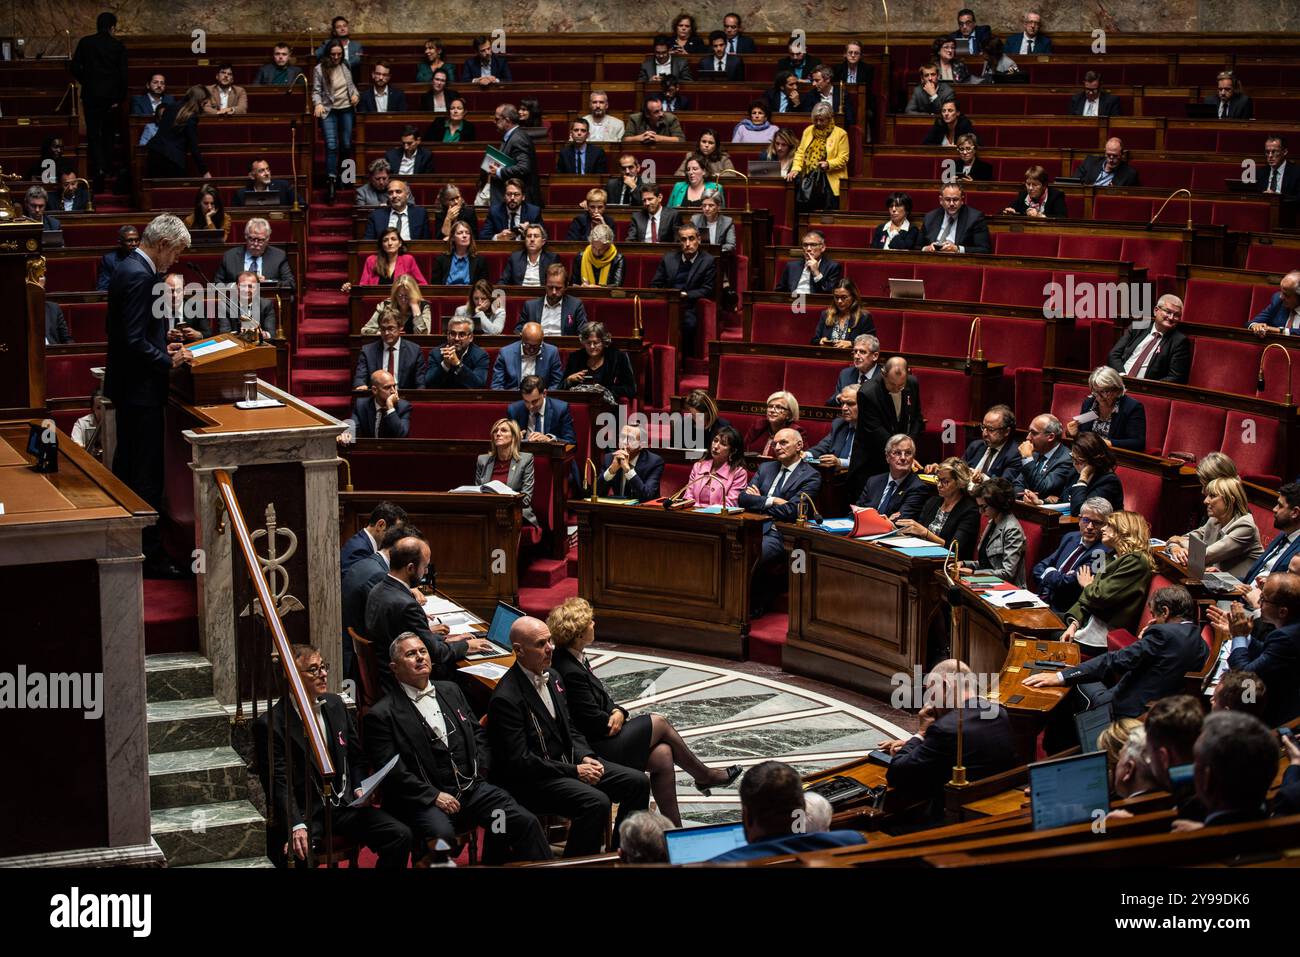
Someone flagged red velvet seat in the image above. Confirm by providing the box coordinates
[1248,495,1276,538]
[750,303,812,346]
[783,359,842,407]
[716,355,784,401]
[899,311,972,358]
[913,263,982,303]
[981,316,1046,373]
[993,232,1056,258]
[1161,401,1226,463]
[45,351,106,400]
[1135,394,1170,456]
[1187,337,1264,398]
[61,302,108,342]
[408,402,503,440]
[840,260,913,299]
[1119,237,1181,282]
[868,309,903,347]
[912,366,977,430]
[1058,235,1124,264]
[1212,202,1271,233]
[1221,411,1283,486]
[659,460,694,498]
[1087,318,1116,370]
[1244,244,1299,273]
[1092,196,1154,224]
[1050,382,1091,424]
[979,266,1051,309]
[1116,466,1164,532]
[1183,278,1253,328]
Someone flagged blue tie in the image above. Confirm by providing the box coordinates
[576,150,583,174]
[879,478,896,511]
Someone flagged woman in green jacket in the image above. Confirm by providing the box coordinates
[1063,509,1154,659]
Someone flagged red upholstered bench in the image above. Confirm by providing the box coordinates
[1117,465,1164,527]
[1221,411,1282,487]
[1050,382,1091,424]
[913,262,982,303]
[1161,400,1226,463]
[45,351,107,400]
[979,266,1051,309]
[1244,244,1300,273]
[783,359,845,409]
[1182,278,1254,328]
[994,232,1059,258]
[717,354,786,401]
[750,302,818,346]
[899,311,972,357]
[60,302,108,342]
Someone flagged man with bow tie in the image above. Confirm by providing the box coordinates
[364,634,551,864]
[488,617,649,857]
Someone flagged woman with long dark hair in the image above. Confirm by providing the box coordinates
[311,41,360,195]
[147,85,211,178]
[184,183,228,240]
[812,278,875,346]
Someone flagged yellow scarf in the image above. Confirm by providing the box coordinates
[580,242,619,286]
[804,124,832,169]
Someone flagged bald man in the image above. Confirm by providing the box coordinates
[487,616,649,857]
[848,356,923,501]
[1074,136,1140,187]
[1248,271,1300,337]
[491,320,564,391]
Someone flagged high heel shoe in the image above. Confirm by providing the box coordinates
[694,764,743,796]
[326,174,337,204]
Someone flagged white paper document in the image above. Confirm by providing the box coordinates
[423,595,463,615]
[449,481,516,494]
[980,589,1047,609]
[435,611,482,629]
[189,338,239,358]
[1072,410,1099,425]
[349,753,400,807]
[878,536,936,548]
[459,661,510,680]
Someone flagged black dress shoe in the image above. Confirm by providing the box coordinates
[144,559,189,580]
[695,764,744,796]
[326,175,337,203]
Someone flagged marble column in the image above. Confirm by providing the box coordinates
[303,455,344,692]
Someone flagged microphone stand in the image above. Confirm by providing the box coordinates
[796,490,822,526]
[941,540,969,787]
[584,458,599,502]
[1146,188,1192,231]
[1259,342,1294,405]
[964,315,982,375]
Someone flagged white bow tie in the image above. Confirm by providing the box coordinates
[531,672,551,691]
[413,686,437,701]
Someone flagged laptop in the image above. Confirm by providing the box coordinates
[1186,536,1244,592]
[41,229,64,248]
[1028,751,1110,831]
[664,821,747,864]
[242,191,282,207]
[187,228,225,245]
[463,600,523,660]
[1224,178,1258,193]
[1184,102,1218,119]
[888,278,925,300]
[1074,702,1114,752]
[747,159,782,177]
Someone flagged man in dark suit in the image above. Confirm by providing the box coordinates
[499,224,561,286]
[480,178,545,241]
[697,31,745,80]
[508,375,576,444]
[1032,499,1113,612]
[487,104,541,208]
[1069,73,1122,118]
[828,333,881,404]
[130,73,174,115]
[45,298,72,345]
[340,523,416,681]
[364,179,431,241]
[266,643,413,869]
[1258,136,1300,201]
[856,433,929,520]
[460,36,513,85]
[775,230,843,293]
[54,168,90,213]
[1242,483,1300,587]
[722,13,757,54]
[596,423,664,499]
[1189,712,1279,827]
[1217,572,1300,725]
[104,214,193,578]
[215,271,278,338]
[423,316,489,388]
[1074,137,1141,187]
[739,428,823,614]
[848,356,923,501]
[493,325,564,391]
[357,61,409,113]
[516,265,587,336]
[1143,695,1205,818]
[97,225,140,290]
[881,659,1018,816]
[339,370,412,443]
[649,222,716,345]
[605,155,645,206]
[922,184,992,253]
[949,8,993,54]
[1247,271,1300,337]
[339,501,407,578]
[353,312,425,390]
[1205,71,1252,119]
[1006,11,1053,54]
[1027,586,1209,719]
[808,384,861,469]
[626,183,679,242]
[638,36,693,83]
[214,218,296,290]
[809,66,855,119]
[776,38,821,79]
[71,12,128,190]
[366,634,551,864]
[1106,294,1190,382]
[232,157,298,207]
[488,617,650,857]
[22,187,60,231]
[961,404,1023,483]
[556,119,609,175]
[384,126,435,176]
[1013,414,1077,503]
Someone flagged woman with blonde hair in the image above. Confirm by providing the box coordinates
[1166,476,1263,579]
[473,418,536,525]
[763,127,800,178]
[546,596,741,826]
[1062,510,1154,657]
[361,273,431,334]
[896,457,981,559]
[1195,451,1238,489]
[744,390,803,456]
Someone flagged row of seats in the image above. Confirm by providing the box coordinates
[899,86,1299,122]
[889,116,1294,154]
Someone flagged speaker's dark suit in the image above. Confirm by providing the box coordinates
[489,126,541,207]
[1258,163,1300,201]
[830,363,879,404]
[340,530,377,578]
[45,302,72,344]
[1244,532,1300,585]
[1105,326,1191,383]
[478,201,545,240]
[232,180,298,206]
[856,470,930,519]
[460,54,513,83]
[130,92,175,115]
[214,244,296,290]
[920,205,991,252]
[1012,442,1077,498]
[341,550,386,680]
[807,417,856,464]
[1061,621,1209,718]
[517,295,587,336]
[648,249,716,337]
[423,342,489,388]
[848,375,924,500]
[626,208,680,243]
[353,337,425,390]
[1033,532,1111,613]
[487,663,649,857]
[358,86,409,113]
[350,397,412,438]
[363,574,469,682]
[556,144,608,175]
[887,700,1018,816]
[507,396,576,445]
[949,25,993,54]
[1203,93,1252,119]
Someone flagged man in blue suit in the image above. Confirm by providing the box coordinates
[364,180,431,241]
[1242,483,1300,586]
[856,434,930,520]
[353,311,425,390]
[1033,498,1113,613]
[342,371,412,442]
[97,225,140,291]
[508,375,576,445]
[1247,271,1300,337]
[1013,414,1077,504]
[596,424,664,499]
[480,179,545,240]
[515,265,587,336]
[424,316,489,388]
[339,501,408,578]
[949,8,993,54]
[460,36,513,85]
[492,322,563,391]
[961,405,1024,483]
[1005,11,1052,54]
[827,334,880,404]
[556,119,608,175]
[130,74,175,115]
[1219,572,1300,725]
[357,62,408,113]
[808,384,861,469]
[740,428,822,616]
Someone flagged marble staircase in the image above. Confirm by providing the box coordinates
[146,653,272,868]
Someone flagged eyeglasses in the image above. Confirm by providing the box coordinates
[1079,516,1105,526]
[980,424,1007,433]
[302,662,330,676]
[766,403,789,412]
[887,449,914,458]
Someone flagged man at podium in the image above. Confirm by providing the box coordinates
[104,213,195,578]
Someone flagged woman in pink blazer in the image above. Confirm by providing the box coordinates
[684,425,749,506]
[345,228,428,290]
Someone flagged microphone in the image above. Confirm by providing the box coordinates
[1146,188,1192,231]
[1259,342,1293,404]
[964,316,982,375]
[797,491,823,525]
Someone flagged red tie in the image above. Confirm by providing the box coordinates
[1127,332,1161,377]
[386,346,396,376]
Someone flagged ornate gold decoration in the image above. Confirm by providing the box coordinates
[239,503,305,620]
[26,255,47,286]
[0,166,22,223]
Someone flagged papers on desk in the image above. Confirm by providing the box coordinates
[450,480,516,494]
[189,337,239,358]
[878,536,935,549]
[815,518,856,534]
[460,661,510,680]
[977,588,1048,609]
[436,611,482,630]
[1039,502,1073,513]
[892,546,952,557]
[349,753,399,807]
[693,505,742,514]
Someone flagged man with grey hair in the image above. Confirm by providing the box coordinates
[105,213,194,578]
[23,185,61,230]
[1247,270,1300,337]
[423,316,489,389]
[856,433,928,519]
[617,809,673,863]
[1106,293,1189,383]
[1184,711,1277,827]
[829,333,881,402]
[354,158,392,207]
[849,355,922,501]
[487,103,541,207]
[803,791,834,833]
[1014,413,1077,504]
[808,383,859,468]
[775,229,843,294]
[1032,496,1113,612]
[215,216,296,289]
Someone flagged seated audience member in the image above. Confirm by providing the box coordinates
[682,388,732,447]
[385,126,434,176]
[692,190,735,253]
[1186,712,1278,828]
[1065,366,1147,451]
[698,29,744,80]
[872,191,922,250]
[1075,137,1140,186]
[905,63,954,116]
[158,272,209,340]
[564,321,636,401]
[352,307,425,390]
[500,224,560,288]
[624,95,685,144]
[776,36,822,78]
[341,521,421,680]
[22,186,60,230]
[364,179,431,241]
[1143,695,1206,816]
[669,157,723,210]
[357,61,407,113]
[557,118,608,175]
[1196,451,1239,488]
[131,73,175,114]
[492,323,563,391]
[1014,413,1077,503]
[618,811,673,864]
[809,384,860,469]
[430,221,489,286]
[740,428,822,613]
[1007,10,1052,54]
[1100,721,1159,800]
[606,154,644,206]
[361,274,432,335]
[764,128,801,179]
[679,128,736,179]
[668,12,706,56]
[268,643,413,869]
[364,633,549,864]
[254,43,303,86]
[354,159,392,208]
[953,134,992,181]
[966,477,1027,585]
[96,225,140,290]
[833,37,870,85]
[71,391,107,460]
[453,279,506,335]
[567,189,616,244]
[1034,497,1114,613]
[684,425,749,506]
[518,98,546,129]
[896,457,981,559]
[55,167,89,211]
[808,65,854,118]
[856,433,929,520]
[880,660,1018,816]
[638,35,691,83]
[1067,432,1124,516]
[339,370,411,445]
[776,229,843,293]
[594,423,663,498]
[957,404,1022,482]
[430,186,478,242]
[922,99,975,147]
[475,418,538,525]
[41,274,71,344]
[218,216,295,289]
[950,7,992,53]
[347,229,428,292]
[203,63,248,115]
[626,182,678,243]
[1166,477,1264,579]
[423,316,489,389]
[420,68,455,112]
[721,13,756,55]
[746,390,804,456]
[217,270,277,338]
[548,597,739,827]
[583,90,625,144]
[708,761,864,862]
[1210,669,1269,719]
[232,157,297,206]
[829,334,881,401]
[1106,294,1189,382]
[461,34,512,84]
[921,183,991,253]
[812,278,874,347]
[649,223,716,348]
[426,96,475,143]
[1211,572,1300,724]
[1242,483,1300,586]
[509,375,576,444]
[1247,270,1300,337]
[517,264,587,336]
[184,182,229,242]
[933,37,970,84]
[1205,70,1252,119]
[25,135,64,181]
[340,501,408,575]
[1003,165,1068,218]
[732,100,778,144]
[1070,71,1121,117]
[972,38,1017,82]
[1028,585,1209,719]
[1257,135,1300,201]
[848,357,924,499]
[480,178,544,241]
[1275,737,1300,817]
[786,104,849,210]
[1061,510,1154,658]
[572,224,625,291]
[764,71,810,117]
[487,616,650,857]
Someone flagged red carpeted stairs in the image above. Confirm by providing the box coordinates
[294,190,357,421]
[143,579,200,653]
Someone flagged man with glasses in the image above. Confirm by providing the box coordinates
[486,104,542,207]
[265,643,414,869]
[1069,72,1122,118]
[1210,572,1300,725]
[1013,414,1077,504]
[638,35,693,83]
[849,356,923,500]
[492,322,563,391]
[1007,11,1052,54]
[921,183,991,254]
[775,230,843,293]
[215,217,296,290]
[740,429,823,616]
[358,60,408,113]
[954,404,1022,483]
[364,179,431,241]
[1074,136,1140,186]
[424,316,489,388]
[1033,497,1114,613]
[828,334,881,403]
[856,434,928,519]
[583,90,626,144]
[606,154,644,206]
[949,8,992,54]
[481,177,545,241]
[1106,294,1190,382]
[203,63,248,115]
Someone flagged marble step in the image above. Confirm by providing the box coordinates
[151,800,265,867]
[181,855,275,868]
[148,746,250,810]
[145,652,213,702]
[147,697,229,754]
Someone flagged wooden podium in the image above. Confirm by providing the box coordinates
[171,333,278,405]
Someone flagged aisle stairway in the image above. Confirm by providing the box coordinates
[293,189,356,422]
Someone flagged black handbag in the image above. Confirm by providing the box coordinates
[796,169,833,212]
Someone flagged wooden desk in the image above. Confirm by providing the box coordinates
[572,500,767,658]
[952,578,1066,678]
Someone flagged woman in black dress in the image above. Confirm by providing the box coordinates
[547,597,741,826]
[562,321,637,401]
[147,85,210,178]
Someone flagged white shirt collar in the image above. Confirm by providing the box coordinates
[400,680,437,701]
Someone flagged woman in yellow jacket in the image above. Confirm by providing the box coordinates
[786,102,850,210]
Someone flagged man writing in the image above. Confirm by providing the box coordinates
[507,376,576,444]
